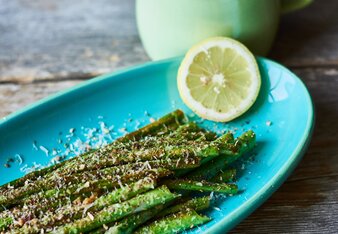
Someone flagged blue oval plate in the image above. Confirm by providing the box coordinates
[0,57,313,233]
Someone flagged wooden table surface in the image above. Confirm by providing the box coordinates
[1,0,337,233]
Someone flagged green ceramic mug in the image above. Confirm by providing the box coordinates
[136,0,312,60]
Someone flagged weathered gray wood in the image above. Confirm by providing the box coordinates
[232,179,338,233]
[0,80,82,117]
[0,0,148,82]
[270,0,338,67]
[1,0,338,82]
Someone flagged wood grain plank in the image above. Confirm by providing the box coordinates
[1,0,338,82]
[270,0,338,67]
[0,80,82,118]
[232,178,338,233]
[0,0,148,83]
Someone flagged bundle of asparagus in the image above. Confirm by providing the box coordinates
[0,110,256,234]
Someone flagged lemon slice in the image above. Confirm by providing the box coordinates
[177,37,261,122]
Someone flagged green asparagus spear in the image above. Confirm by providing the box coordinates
[97,183,210,232]
[175,132,234,177]
[165,179,238,194]
[0,217,12,232]
[183,130,255,179]
[13,177,157,233]
[156,196,210,218]
[211,168,237,183]
[0,130,224,210]
[0,110,256,233]
[92,175,210,234]
[94,205,166,234]
[215,130,256,168]
[5,128,208,197]
[0,150,93,194]
[93,186,209,234]
[173,122,216,141]
[39,167,170,200]
[0,121,206,207]
[53,186,179,234]
[0,156,197,209]
[186,156,232,181]
[134,210,211,234]
[1,128,211,209]
[117,109,186,143]
[0,109,185,192]
[0,168,171,228]
[46,145,202,178]
[61,157,199,185]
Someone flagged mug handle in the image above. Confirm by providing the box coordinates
[280,0,313,14]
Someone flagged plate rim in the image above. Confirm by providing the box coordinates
[0,57,177,127]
